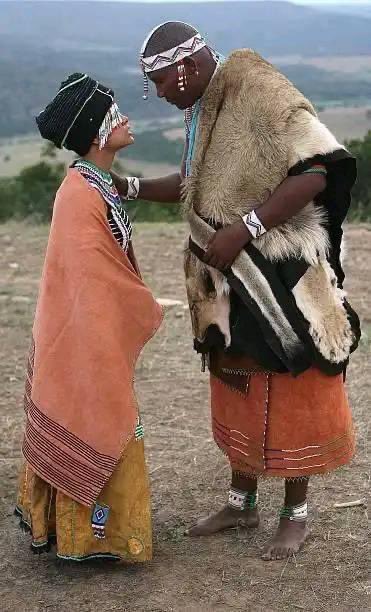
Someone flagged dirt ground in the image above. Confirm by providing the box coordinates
[0,222,369,612]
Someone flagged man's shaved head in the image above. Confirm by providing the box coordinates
[140,21,217,111]
[142,22,198,58]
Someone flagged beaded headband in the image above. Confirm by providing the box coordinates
[139,23,207,100]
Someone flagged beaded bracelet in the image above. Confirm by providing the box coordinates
[241,209,267,239]
[280,501,308,521]
[228,487,259,511]
[124,176,140,200]
[302,164,327,177]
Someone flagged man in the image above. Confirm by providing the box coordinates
[113,22,360,560]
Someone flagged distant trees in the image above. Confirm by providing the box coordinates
[346,131,371,221]
[0,146,181,223]
[0,161,64,223]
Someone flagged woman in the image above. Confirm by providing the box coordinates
[15,73,163,563]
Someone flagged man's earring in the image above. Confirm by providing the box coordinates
[177,62,187,91]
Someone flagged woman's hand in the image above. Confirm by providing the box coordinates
[203,219,252,270]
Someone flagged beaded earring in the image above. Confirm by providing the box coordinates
[141,55,149,100]
[177,61,187,91]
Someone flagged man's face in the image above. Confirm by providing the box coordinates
[149,64,198,110]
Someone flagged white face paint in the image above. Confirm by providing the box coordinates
[98,102,125,150]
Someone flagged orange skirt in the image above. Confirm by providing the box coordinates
[210,353,354,478]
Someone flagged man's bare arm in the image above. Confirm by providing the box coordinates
[111,139,188,204]
[203,173,327,270]
[111,172,182,203]
[256,173,327,230]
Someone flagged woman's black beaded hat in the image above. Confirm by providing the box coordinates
[36,73,114,156]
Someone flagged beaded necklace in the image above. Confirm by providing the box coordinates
[72,159,132,251]
[184,54,224,178]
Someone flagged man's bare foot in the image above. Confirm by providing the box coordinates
[185,504,260,537]
[262,518,309,560]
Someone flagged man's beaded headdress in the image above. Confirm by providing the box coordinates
[139,22,207,100]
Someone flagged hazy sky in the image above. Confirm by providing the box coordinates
[43,0,371,4]
[17,0,371,5]
[19,0,371,5]
[92,0,371,4]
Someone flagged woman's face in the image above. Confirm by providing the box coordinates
[105,114,134,151]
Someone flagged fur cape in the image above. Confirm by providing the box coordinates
[183,50,359,374]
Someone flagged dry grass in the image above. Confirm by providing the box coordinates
[0,221,369,612]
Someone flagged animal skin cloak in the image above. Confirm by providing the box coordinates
[183,50,360,375]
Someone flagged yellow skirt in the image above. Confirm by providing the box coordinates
[15,438,152,563]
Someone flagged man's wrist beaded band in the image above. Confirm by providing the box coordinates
[124,176,140,200]
[242,209,267,239]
